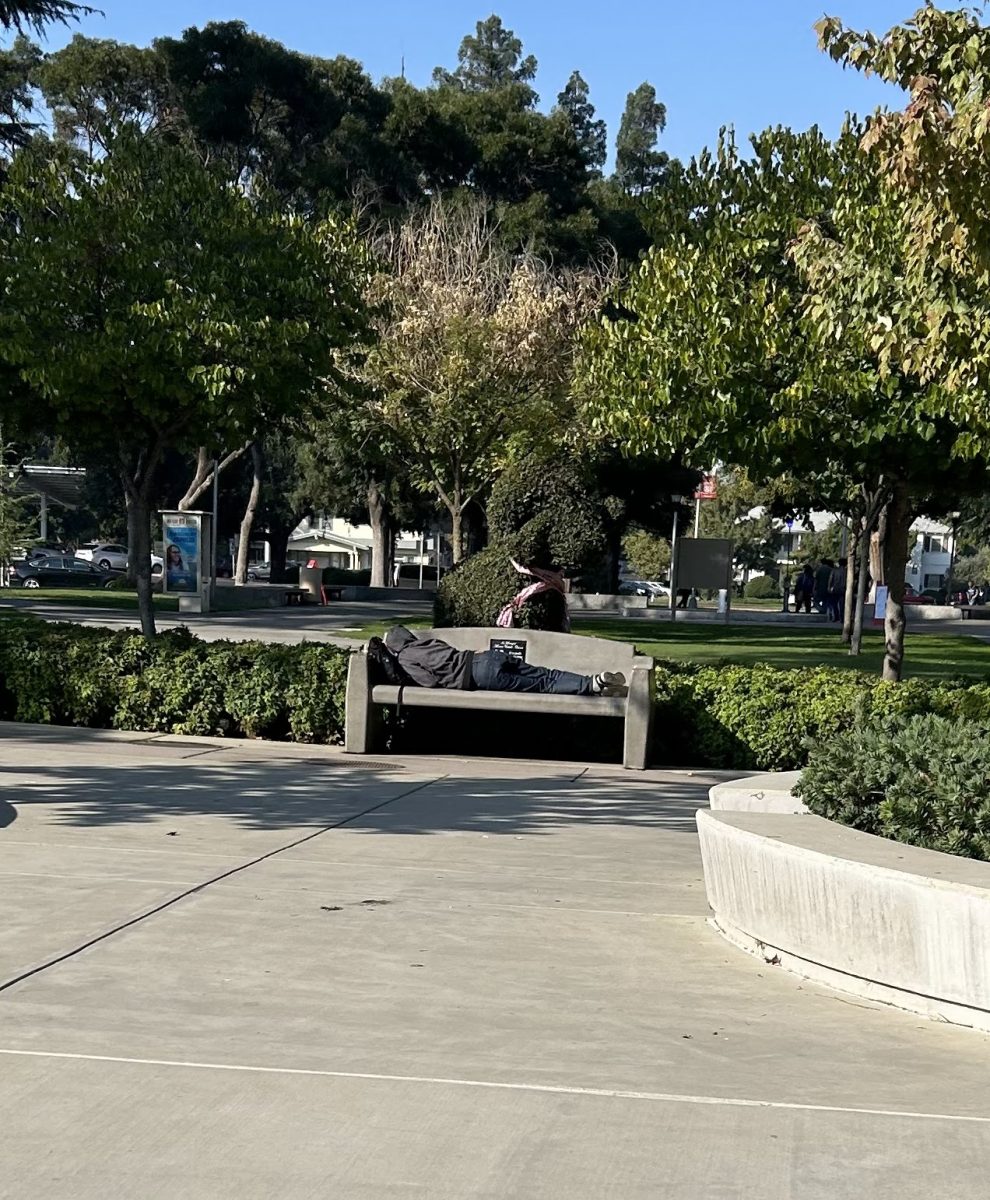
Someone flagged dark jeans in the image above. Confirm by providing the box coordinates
[471,651,592,695]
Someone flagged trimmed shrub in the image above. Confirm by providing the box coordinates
[796,712,990,861]
[436,450,605,628]
[653,662,877,770]
[743,575,779,599]
[0,621,350,744]
[652,663,990,772]
[434,542,568,630]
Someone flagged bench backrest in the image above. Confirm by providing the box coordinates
[418,627,647,675]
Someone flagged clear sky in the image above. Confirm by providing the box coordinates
[38,1,914,164]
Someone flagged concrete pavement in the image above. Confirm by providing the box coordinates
[1,723,989,1198]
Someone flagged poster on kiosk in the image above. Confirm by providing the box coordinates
[160,511,211,612]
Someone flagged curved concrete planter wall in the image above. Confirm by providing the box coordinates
[708,772,808,814]
[697,804,990,1032]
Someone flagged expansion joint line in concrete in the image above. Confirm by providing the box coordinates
[0,776,443,994]
[0,1050,987,1126]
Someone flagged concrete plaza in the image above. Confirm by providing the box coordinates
[1,723,988,1198]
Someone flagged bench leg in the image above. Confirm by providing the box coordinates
[623,665,655,770]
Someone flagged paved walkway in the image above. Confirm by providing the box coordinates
[1,724,988,1198]
[0,597,434,647]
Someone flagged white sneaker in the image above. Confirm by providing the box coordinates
[593,671,627,696]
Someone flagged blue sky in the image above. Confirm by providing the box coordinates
[39,1,914,164]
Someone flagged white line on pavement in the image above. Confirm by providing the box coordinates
[1,1048,987,1124]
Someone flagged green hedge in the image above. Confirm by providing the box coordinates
[652,662,990,771]
[743,575,779,599]
[796,712,990,861]
[5,619,990,776]
[0,621,350,743]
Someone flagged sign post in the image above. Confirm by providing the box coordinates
[693,474,718,538]
[160,510,212,614]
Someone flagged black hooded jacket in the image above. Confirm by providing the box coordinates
[384,626,474,690]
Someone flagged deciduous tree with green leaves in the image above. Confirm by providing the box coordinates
[622,527,670,581]
[37,33,170,157]
[0,427,36,583]
[364,199,613,563]
[816,5,990,395]
[582,120,989,680]
[0,135,369,635]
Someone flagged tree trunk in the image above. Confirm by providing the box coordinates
[881,481,912,682]
[841,520,860,645]
[267,516,293,584]
[850,521,871,657]
[870,505,887,596]
[124,482,155,639]
[178,448,211,512]
[234,442,262,586]
[450,506,465,565]
[178,443,248,512]
[368,481,393,588]
[605,525,622,594]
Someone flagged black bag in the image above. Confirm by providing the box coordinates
[366,636,413,686]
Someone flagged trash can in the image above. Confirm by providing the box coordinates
[299,565,322,603]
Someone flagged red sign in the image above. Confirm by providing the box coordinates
[693,475,718,501]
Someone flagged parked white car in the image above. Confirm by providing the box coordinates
[619,579,670,598]
[76,542,128,572]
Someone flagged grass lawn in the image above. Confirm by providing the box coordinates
[0,589,179,612]
[581,618,990,679]
[343,613,990,679]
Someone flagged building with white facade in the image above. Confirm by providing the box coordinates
[286,516,432,572]
[776,511,955,592]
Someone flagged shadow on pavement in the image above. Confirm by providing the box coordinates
[0,799,15,828]
[0,759,705,836]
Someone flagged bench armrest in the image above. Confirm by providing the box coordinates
[623,660,655,770]
[344,651,372,752]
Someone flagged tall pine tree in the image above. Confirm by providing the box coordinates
[614,81,667,194]
[433,14,537,101]
[555,70,606,174]
[0,1,93,34]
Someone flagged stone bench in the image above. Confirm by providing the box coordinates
[344,626,655,769]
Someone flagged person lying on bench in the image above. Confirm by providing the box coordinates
[383,626,627,696]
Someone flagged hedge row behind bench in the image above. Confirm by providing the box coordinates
[0,620,349,744]
[2,620,989,770]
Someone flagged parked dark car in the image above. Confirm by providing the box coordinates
[25,544,71,561]
[11,555,108,589]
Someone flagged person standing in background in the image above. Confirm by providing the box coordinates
[814,558,833,613]
[827,557,847,622]
[794,563,815,613]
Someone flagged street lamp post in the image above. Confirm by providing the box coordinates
[669,494,683,622]
[781,518,794,613]
[947,511,962,604]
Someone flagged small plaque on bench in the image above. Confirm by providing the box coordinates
[489,637,527,662]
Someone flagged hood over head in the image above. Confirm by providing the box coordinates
[385,625,418,653]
